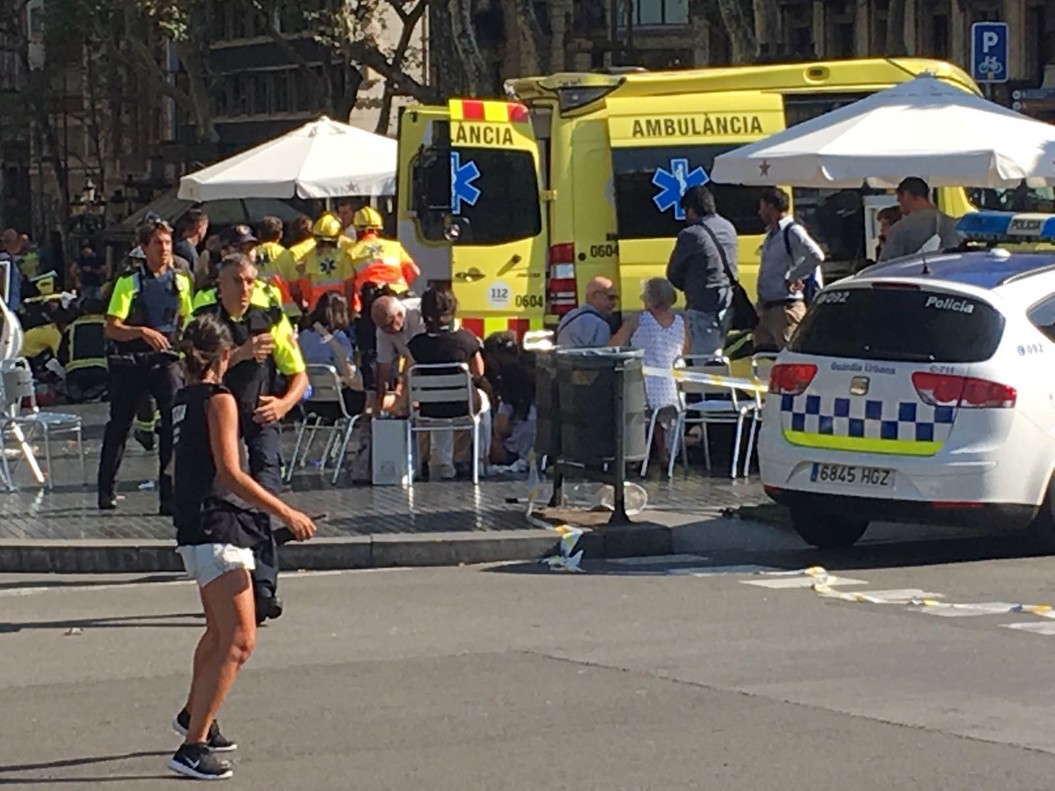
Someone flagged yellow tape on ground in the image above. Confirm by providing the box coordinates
[523,460,585,572]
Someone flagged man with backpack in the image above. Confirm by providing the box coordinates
[666,186,739,357]
[755,187,825,351]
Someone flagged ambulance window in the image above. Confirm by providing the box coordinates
[451,147,541,246]
[611,146,767,240]
[790,288,1005,363]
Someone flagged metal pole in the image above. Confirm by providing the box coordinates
[608,361,629,526]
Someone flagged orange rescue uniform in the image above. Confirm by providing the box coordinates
[297,243,355,313]
[347,230,420,312]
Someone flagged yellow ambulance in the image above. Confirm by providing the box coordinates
[396,58,1048,341]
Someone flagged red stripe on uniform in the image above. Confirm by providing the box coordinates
[461,101,485,120]
[462,318,485,338]
[507,318,530,340]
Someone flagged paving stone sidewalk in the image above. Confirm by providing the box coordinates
[0,403,770,570]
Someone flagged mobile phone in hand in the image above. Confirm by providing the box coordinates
[273,514,326,545]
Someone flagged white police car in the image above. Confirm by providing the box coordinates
[759,212,1055,549]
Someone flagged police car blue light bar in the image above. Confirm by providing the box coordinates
[956,211,1055,242]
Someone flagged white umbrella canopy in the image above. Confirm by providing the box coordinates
[709,75,1055,189]
[178,116,397,201]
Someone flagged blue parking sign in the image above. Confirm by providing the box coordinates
[971,22,1008,84]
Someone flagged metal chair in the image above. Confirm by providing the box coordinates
[670,355,760,479]
[0,357,86,490]
[742,352,779,476]
[285,364,364,485]
[405,363,483,485]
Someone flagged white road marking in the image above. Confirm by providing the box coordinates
[912,602,1020,617]
[1000,622,1055,636]
[742,575,867,589]
[678,565,779,576]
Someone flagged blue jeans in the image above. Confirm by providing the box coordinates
[685,308,731,359]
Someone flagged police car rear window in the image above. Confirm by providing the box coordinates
[789,287,1005,363]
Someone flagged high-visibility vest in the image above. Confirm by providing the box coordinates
[298,246,354,313]
[255,241,301,318]
[348,234,419,313]
[59,315,108,373]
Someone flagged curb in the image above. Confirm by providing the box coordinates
[0,524,674,574]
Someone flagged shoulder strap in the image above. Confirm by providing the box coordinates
[783,221,796,258]
[696,221,737,285]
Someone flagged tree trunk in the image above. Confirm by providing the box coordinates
[885,0,907,56]
[752,0,780,60]
[445,0,493,96]
[713,0,757,64]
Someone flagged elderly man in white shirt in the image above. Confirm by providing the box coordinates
[371,295,426,411]
[755,187,826,351]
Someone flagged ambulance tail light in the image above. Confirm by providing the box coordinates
[548,243,578,315]
[912,372,1016,409]
[769,363,817,396]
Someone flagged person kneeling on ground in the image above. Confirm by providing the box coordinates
[168,314,315,781]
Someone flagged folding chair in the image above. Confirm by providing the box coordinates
[0,357,86,490]
[285,364,364,485]
[670,355,760,479]
[742,352,779,476]
[405,363,483,485]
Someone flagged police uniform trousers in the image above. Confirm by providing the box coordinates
[242,417,283,603]
[97,358,182,505]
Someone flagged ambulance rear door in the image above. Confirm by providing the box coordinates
[447,99,548,320]
[398,104,452,290]
[605,92,786,304]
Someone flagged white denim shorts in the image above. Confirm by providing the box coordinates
[178,543,256,588]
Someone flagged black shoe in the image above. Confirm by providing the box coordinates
[134,428,155,451]
[172,709,237,752]
[255,595,284,625]
[97,492,117,510]
[167,742,232,780]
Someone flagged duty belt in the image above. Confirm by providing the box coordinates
[107,350,180,368]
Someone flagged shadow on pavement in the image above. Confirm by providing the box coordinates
[0,611,202,634]
[0,574,184,591]
[0,750,171,785]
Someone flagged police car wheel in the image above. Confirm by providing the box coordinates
[789,503,869,550]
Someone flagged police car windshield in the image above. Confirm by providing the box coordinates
[789,286,1006,363]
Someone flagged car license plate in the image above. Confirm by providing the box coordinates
[810,463,893,488]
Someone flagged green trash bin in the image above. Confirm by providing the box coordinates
[534,350,560,459]
[555,347,648,464]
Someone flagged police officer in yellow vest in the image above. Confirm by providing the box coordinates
[194,253,308,624]
[98,219,193,513]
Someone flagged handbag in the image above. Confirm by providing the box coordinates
[698,222,758,332]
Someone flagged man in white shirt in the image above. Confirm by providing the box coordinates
[878,177,959,261]
[755,187,826,351]
[371,295,425,411]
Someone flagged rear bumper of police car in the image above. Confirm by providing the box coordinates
[757,411,1048,530]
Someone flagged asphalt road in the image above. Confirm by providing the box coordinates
[4,522,1055,790]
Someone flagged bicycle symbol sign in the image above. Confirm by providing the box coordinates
[971,22,1008,84]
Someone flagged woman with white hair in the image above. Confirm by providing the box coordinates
[610,277,688,468]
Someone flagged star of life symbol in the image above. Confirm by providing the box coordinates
[451,151,481,215]
[319,257,337,275]
[652,158,709,221]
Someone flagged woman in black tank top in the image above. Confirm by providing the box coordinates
[167,314,317,782]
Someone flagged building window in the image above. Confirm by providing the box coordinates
[617,0,689,27]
